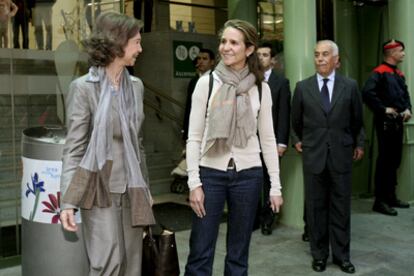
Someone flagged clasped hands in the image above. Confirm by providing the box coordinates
[386,107,412,122]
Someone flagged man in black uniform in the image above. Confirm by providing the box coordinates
[362,39,412,216]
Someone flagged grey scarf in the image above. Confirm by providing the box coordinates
[80,67,153,220]
[204,61,256,155]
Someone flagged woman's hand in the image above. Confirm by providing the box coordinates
[269,195,283,213]
[60,209,78,232]
[189,186,206,218]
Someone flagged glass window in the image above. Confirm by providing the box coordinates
[258,0,284,41]
[169,0,218,34]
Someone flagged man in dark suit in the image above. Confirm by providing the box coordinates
[291,40,364,274]
[182,48,215,141]
[256,42,291,235]
[362,39,411,216]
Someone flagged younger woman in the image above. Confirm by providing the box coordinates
[185,19,283,276]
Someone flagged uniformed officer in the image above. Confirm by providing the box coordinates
[362,39,412,216]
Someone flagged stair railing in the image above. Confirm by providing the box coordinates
[142,80,184,127]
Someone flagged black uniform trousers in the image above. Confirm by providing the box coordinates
[304,153,351,262]
[374,116,404,204]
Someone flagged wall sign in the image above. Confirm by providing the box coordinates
[173,40,202,78]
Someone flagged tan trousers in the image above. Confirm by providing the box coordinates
[81,193,143,276]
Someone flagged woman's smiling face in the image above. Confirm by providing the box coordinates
[121,31,143,66]
[219,27,254,71]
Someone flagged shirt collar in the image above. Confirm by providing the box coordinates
[317,71,335,83]
[264,68,272,81]
[86,67,100,82]
[382,61,398,70]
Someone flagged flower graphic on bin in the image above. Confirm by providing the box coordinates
[42,192,61,224]
[25,172,46,221]
[25,172,45,197]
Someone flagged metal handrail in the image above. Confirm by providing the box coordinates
[159,0,227,11]
[142,81,184,127]
[142,80,185,110]
[143,99,183,126]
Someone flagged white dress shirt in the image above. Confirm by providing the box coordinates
[317,71,335,101]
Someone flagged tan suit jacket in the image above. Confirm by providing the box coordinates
[60,72,149,210]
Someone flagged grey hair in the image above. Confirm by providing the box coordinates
[316,40,339,56]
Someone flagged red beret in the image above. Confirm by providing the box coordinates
[383,39,405,51]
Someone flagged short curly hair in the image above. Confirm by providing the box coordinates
[83,12,143,67]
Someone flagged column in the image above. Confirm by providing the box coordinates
[334,0,372,196]
[280,0,316,228]
[333,0,359,81]
[227,0,257,27]
[388,0,414,202]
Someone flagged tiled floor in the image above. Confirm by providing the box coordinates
[1,197,413,276]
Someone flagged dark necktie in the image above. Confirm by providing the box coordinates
[321,78,330,112]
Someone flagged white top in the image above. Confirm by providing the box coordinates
[198,69,211,77]
[186,72,282,196]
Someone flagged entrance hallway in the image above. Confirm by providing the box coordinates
[1,197,413,276]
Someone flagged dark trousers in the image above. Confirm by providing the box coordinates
[13,17,29,49]
[374,116,404,204]
[258,156,276,227]
[304,160,352,262]
[185,166,262,276]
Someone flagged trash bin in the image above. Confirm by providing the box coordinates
[21,126,88,276]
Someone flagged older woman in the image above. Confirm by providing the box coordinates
[60,12,154,276]
[185,19,283,276]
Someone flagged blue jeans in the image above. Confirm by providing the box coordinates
[185,166,263,276]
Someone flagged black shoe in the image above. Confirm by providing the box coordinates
[312,259,327,272]
[302,232,309,242]
[261,222,272,235]
[333,259,356,274]
[389,199,410,208]
[373,202,398,216]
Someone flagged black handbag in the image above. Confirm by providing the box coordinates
[142,225,180,276]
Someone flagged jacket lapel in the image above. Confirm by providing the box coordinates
[307,75,326,112]
[330,74,344,111]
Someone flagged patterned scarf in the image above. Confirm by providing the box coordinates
[204,60,256,155]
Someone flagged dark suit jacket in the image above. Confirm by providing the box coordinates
[291,73,363,174]
[267,71,291,145]
[183,76,199,140]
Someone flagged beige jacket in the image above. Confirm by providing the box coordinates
[60,71,154,225]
